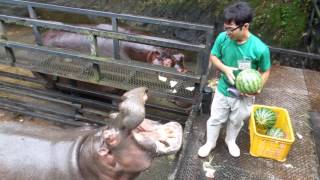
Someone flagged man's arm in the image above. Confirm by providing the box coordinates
[211,54,238,85]
[260,68,270,87]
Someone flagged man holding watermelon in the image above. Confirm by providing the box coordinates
[198,1,271,158]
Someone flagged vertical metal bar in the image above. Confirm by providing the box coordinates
[0,20,5,40]
[194,28,214,111]
[306,8,315,53]
[195,29,214,76]
[89,34,98,56]
[112,17,120,59]
[0,20,16,66]
[27,5,43,45]
[202,28,214,76]
[92,63,101,81]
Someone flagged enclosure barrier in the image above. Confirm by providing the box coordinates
[0,0,215,108]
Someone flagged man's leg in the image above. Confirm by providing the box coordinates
[198,91,230,157]
[226,96,254,157]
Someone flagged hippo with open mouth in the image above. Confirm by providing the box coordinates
[0,87,183,180]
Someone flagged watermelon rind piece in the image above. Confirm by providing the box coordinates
[235,69,263,94]
[266,127,285,139]
[254,107,276,129]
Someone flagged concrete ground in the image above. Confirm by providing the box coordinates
[175,65,320,180]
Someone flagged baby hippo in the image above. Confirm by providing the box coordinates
[0,87,183,180]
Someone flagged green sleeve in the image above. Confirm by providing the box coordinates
[210,32,226,59]
[259,47,271,72]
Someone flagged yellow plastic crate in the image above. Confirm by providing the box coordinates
[249,105,295,162]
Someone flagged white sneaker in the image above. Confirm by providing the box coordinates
[198,143,215,157]
[225,141,240,157]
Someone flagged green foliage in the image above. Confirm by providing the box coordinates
[250,0,312,49]
[97,0,312,49]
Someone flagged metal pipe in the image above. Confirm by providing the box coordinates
[112,17,120,59]
[0,15,205,52]
[0,39,202,81]
[270,46,320,60]
[0,0,213,31]
[0,101,83,126]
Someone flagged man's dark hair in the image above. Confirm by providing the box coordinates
[223,1,253,26]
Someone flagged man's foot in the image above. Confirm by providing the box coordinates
[225,141,240,157]
[198,143,216,157]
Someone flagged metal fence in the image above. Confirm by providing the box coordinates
[0,0,214,108]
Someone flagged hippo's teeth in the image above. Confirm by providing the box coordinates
[98,148,109,156]
[132,132,157,153]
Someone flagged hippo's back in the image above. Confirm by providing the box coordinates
[0,121,88,180]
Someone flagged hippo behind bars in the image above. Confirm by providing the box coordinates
[42,24,187,72]
[0,87,183,180]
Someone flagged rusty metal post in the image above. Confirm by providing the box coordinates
[88,34,101,81]
[89,34,98,56]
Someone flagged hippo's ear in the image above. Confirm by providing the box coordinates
[173,53,188,72]
[108,112,119,119]
[147,51,161,64]
[172,53,185,62]
[121,87,148,102]
[153,51,160,57]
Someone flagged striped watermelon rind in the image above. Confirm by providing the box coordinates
[254,107,276,129]
[235,69,262,94]
[266,127,285,139]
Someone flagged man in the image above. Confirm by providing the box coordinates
[198,1,271,158]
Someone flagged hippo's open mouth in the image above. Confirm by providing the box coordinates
[132,119,183,155]
[107,112,183,156]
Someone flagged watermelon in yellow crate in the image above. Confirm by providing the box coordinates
[254,107,276,129]
[235,69,262,94]
[266,127,286,139]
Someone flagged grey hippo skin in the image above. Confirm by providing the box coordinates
[0,87,183,180]
[42,24,187,72]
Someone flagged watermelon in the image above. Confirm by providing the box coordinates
[254,107,276,129]
[266,127,285,139]
[235,69,262,94]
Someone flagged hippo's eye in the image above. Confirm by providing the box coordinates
[159,140,170,147]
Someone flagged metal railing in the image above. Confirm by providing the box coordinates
[0,0,215,106]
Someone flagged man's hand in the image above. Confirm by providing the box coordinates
[224,66,239,85]
[241,89,261,97]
